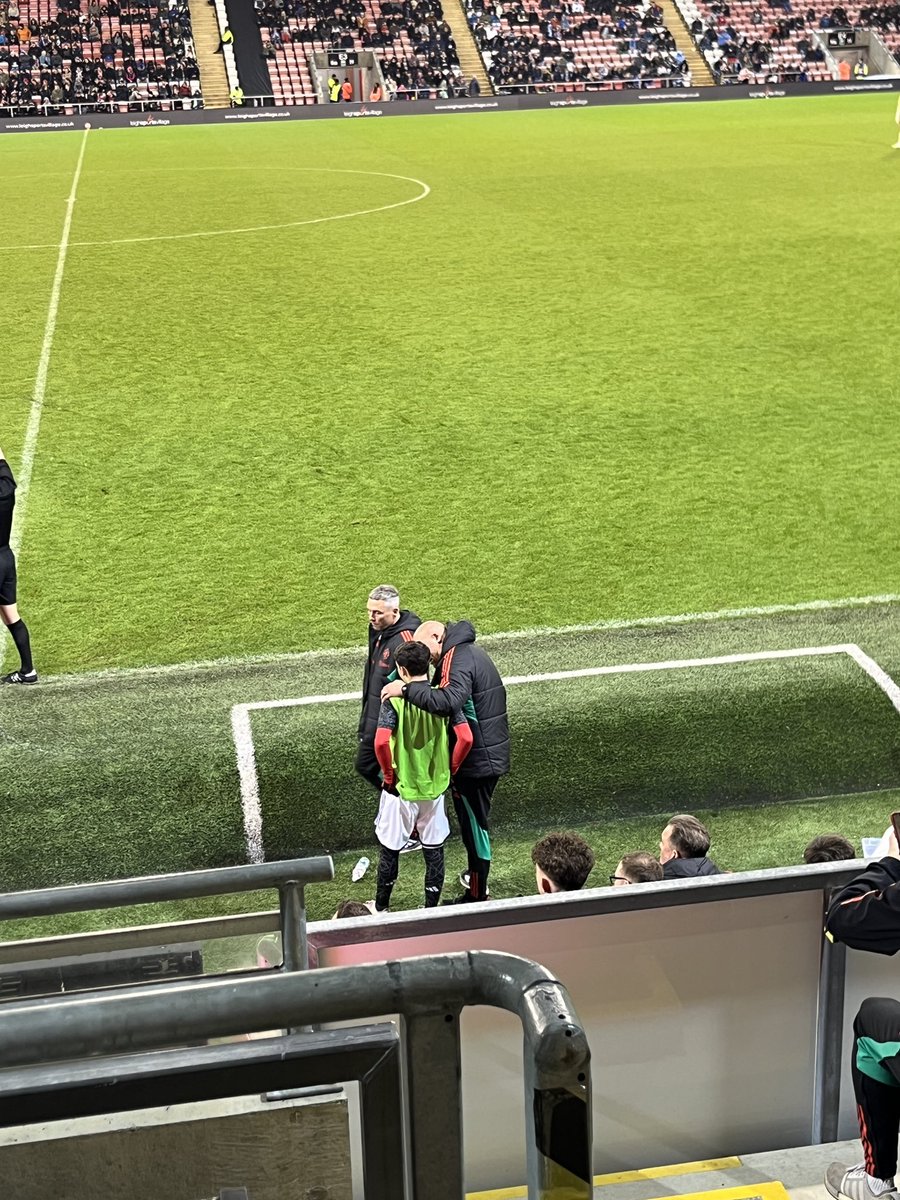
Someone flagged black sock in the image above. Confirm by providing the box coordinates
[7,620,33,674]
[376,846,400,911]
[423,846,444,907]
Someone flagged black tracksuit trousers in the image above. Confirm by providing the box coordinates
[852,997,900,1180]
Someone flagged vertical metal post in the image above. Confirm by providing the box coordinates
[521,986,592,1200]
[359,1042,406,1200]
[404,1009,464,1200]
[278,881,307,972]
[813,900,847,1143]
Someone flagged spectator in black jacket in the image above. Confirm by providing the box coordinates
[824,841,900,1200]
[659,814,721,879]
[382,619,509,902]
[356,585,420,788]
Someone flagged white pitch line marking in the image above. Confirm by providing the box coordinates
[9,127,88,563]
[8,168,430,251]
[37,591,900,685]
[230,641,900,864]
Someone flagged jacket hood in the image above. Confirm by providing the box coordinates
[443,620,476,650]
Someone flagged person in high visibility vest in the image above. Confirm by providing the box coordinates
[216,25,233,52]
[340,76,353,101]
[327,73,340,101]
[230,84,243,105]
[370,80,383,101]
[853,57,869,77]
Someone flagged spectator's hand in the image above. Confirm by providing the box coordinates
[381,680,404,702]
[872,825,900,860]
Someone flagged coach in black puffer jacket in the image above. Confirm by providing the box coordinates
[402,620,509,780]
[356,605,421,787]
[383,620,509,902]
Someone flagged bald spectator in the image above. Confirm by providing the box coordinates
[611,851,664,886]
[659,814,721,879]
[804,833,856,864]
[532,832,595,894]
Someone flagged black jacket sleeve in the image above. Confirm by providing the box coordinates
[0,459,15,501]
[404,652,475,717]
[825,858,900,955]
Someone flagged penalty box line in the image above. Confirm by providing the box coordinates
[231,642,900,865]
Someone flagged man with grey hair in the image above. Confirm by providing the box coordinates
[356,585,420,789]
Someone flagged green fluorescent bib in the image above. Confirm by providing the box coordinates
[389,697,450,802]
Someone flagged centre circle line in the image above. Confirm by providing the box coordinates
[10,167,431,250]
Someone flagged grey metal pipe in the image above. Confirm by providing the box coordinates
[0,951,585,1070]
[0,857,334,920]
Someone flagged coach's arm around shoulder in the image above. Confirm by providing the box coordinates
[825,832,900,955]
[382,657,475,717]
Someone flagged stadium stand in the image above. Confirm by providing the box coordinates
[673,0,900,82]
[465,0,692,92]
[254,0,465,103]
[0,0,202,116]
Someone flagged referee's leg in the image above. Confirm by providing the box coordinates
[0,549,37,684]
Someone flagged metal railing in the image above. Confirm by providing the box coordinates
[0,856,334,976]
[0,97,204,118]
[496,74,693,92]
[0,950,592,1199]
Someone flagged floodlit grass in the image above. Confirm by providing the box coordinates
[2,97,899,675]
[1,98,899,903]
[2,787,896,944]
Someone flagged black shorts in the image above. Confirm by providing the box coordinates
[0,547,15,606]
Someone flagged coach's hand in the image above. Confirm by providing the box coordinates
[381,680,404,702]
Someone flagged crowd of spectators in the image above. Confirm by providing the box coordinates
[0,0,199,116]
[684,0,900,84]
[466,0,690,92]
[255,0,464,100]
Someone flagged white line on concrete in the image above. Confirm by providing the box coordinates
[9,126,89,561]
[39,591,900,685]
[230,641,900,864]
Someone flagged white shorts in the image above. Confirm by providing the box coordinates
[374,788,450,852]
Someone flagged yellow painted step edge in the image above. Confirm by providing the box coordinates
[467,1156,745,1200]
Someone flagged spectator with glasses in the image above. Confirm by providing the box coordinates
[610,851,663,886]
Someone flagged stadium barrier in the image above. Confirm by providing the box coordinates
[0,949,592,1200]
[0,75,897,132]
[0,857,889,1189]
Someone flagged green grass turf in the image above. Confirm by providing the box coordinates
[1,603,898,895]
[2,787,897,949]
[1,97,899,913]
[2,96,899,675]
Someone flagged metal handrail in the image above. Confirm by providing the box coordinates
[0,857,332,920]
[0,950,593,1197]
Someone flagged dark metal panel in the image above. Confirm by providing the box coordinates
[0,1025,398,1125]
[404,1010,464,1200]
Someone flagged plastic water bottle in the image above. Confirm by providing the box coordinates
[351,856,370,882]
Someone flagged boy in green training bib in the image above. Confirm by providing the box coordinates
[373,640,472,910]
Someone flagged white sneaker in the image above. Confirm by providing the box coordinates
[458,870,490,897]
[825,1163,899,1200]
[399,833,422,854]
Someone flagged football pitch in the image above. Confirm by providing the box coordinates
[1,96,899,922]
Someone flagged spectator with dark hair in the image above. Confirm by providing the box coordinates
[611,850,663,885]
[659,814,721,879]
[805,833,856,864]
[532,832,595,893]
[334,899,373,918]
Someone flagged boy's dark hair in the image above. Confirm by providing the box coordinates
[619,851,664,883]
[334,899,373,919]
[394,641,432,677]
[804,834,856,864]
[532,832,595,891]
[666,814,711,858]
